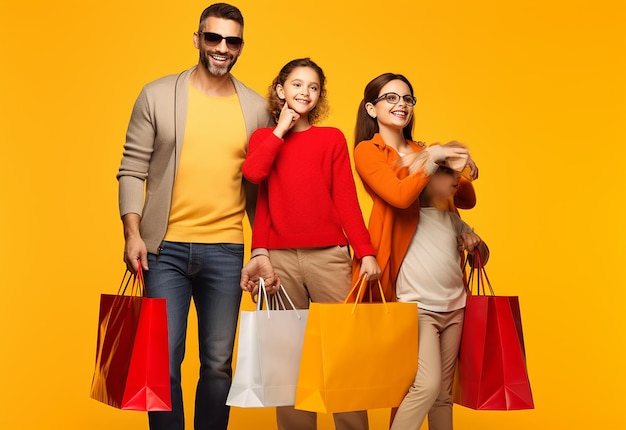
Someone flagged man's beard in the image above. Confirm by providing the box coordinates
[199,50,239,76]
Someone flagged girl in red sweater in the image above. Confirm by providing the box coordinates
[240,58,381,430]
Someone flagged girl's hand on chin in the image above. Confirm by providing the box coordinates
[274,100,300,138]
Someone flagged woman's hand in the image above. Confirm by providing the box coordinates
[359,255,382,281]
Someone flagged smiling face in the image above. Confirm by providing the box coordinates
[365,79,415,133]
[194,16,243,77]
[276,66,321,118]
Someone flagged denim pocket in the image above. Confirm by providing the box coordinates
[218,243,244,256]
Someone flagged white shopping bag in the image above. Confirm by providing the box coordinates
[227,279,309,407]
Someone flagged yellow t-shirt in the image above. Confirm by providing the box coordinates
[164,84,248,244]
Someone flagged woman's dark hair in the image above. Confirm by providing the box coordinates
[354,73,415,147]
[267,58,329,125]
[199,3,244,31]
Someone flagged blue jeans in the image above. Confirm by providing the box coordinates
[144,241,243,430]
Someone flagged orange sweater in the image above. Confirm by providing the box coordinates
[350,134,476,301]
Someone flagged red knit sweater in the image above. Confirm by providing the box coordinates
[243,126,376,259]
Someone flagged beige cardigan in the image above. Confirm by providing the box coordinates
[117,66,272,253]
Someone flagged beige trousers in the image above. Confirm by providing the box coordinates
[269,247,369,430]
[390,308,464,430]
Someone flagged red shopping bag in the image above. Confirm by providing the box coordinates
[90,268,171,411]
[454,251,534,410]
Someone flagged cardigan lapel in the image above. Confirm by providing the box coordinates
[232,76,259,141]
[173,67,193,177]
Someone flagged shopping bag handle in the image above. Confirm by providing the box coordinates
[465,249,494,296]
[344,276,388,314]
[269,286,297,312]
[117,263,146,297]
[257,278,304,320]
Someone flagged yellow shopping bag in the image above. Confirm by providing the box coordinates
[295,278,418,413]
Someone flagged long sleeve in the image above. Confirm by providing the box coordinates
[330,133,376,259]
[453,177,476,210]
[117,87,155,217]
[354,140,431,209]
[250,181,271,249]
[242,128,283,184]
[245,128,281,249]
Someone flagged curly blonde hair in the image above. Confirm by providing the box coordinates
[267,58,329,125]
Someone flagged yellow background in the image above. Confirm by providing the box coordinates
[1,0,624,428]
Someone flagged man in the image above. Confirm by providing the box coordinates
[117,4,275,429]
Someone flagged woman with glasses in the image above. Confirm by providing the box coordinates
[351,73,479,430]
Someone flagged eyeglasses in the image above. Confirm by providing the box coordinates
[198,32,244,50]
[369,92,417,106]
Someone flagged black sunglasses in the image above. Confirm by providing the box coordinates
[198,32,244,50]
